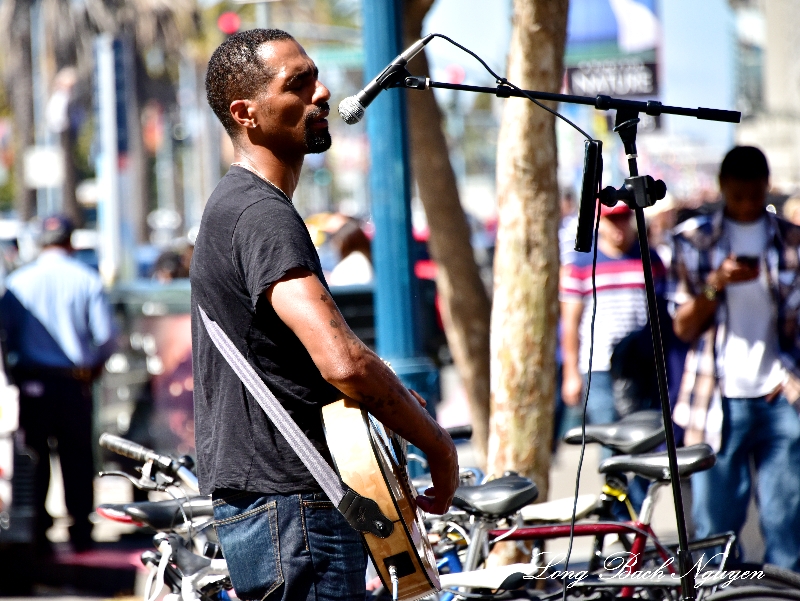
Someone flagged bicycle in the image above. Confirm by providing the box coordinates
[96,433,232,601]
[423,412,800,600]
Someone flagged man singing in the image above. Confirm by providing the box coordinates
[191,29,459,600]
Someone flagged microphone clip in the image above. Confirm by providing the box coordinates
[403,76,428,90]
[599,175,667,210]
[375,64,413,91]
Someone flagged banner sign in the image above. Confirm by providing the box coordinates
[567,60,658,97]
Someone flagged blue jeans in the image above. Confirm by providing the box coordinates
[691,395,800,571]
[584,371,649,518]
[584,371,619,427]
[213,491,367,600]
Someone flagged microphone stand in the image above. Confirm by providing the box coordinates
[396,74,741,601]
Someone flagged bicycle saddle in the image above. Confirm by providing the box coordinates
[562,410,665,454]
[598,443,716,481]
[452,474,539,518]
[98,496,214,531]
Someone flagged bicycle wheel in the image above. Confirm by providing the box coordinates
[703,585,800,600]
[713,563,800,591]
[696,563,800,601]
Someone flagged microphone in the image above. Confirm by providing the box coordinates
[338,34,435,125]
[574,140,603,253]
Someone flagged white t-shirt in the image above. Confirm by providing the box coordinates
[722,217,785,398]
[328,251,373,287]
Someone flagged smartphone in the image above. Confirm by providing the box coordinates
[736,255,760,269]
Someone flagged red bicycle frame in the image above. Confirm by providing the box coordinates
[488,520,677,597]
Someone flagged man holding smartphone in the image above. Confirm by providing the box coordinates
[670,146,800,571]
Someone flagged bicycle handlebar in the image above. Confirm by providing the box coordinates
[100,433,161,464]
[99,433,199,493]
[446,425,472,440]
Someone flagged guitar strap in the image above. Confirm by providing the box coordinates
[198,306,394,539]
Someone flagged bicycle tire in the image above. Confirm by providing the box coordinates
[758,565,800,590]
[703,585,800,600]
[715,563,800,592]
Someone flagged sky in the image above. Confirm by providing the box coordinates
[423,0,512,85]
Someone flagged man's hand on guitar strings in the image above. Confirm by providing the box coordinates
[416,487,440,514]
[415,430,459,515]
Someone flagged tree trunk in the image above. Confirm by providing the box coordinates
[487,0,568,564]
[9,0,37,220]
[403,0,492,469]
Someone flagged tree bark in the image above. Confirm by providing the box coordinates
[9,0,37,221]
[403,0,492,469]
[487,0,568,562]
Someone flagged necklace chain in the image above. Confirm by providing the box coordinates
[231,161,291,203]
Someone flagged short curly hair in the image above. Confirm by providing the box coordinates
[719,145,770,181]
[206,28,295,136]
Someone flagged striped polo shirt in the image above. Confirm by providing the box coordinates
[560,244,666,373]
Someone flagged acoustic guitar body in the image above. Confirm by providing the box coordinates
[322,398,440,601]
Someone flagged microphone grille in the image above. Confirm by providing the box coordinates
[338,96,365,125]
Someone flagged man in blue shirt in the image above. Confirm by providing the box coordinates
[1,215,115,555]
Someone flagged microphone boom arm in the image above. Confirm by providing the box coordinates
[400,76,741,123]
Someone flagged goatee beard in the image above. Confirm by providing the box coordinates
[305,102,331,154]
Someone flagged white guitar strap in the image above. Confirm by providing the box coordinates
[198,305,394,538]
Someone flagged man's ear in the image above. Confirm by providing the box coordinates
[230,99,256,130]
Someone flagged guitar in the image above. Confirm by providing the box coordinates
[322,399,440,601]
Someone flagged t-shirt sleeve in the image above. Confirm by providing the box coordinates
[232,198,321,309]
[559,261,588,303]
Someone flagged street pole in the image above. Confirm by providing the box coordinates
[95,34,121,286]
[94,35,136,284]
[180,59,202,235]
[30,0,60,216]
[231,0,276,29]
[362,1,440,423]
[255,2,270,29]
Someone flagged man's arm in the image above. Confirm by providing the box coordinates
[560,300,584,407]
[87,281,116,372]
[267,268,459,514]
[672,255,758,343]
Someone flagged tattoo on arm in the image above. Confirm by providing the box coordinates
[325,306,363,345]
[363,395,384,410]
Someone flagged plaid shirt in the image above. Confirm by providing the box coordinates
[670,210,800,450]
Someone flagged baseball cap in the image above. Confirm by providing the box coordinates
[600,202,633,218]
[39,214,74,247]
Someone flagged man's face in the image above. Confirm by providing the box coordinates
[249,39,332,155]
[599,212,636,252]
[721,177,769,223]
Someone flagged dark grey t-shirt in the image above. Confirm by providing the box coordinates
[190,166,340,496]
